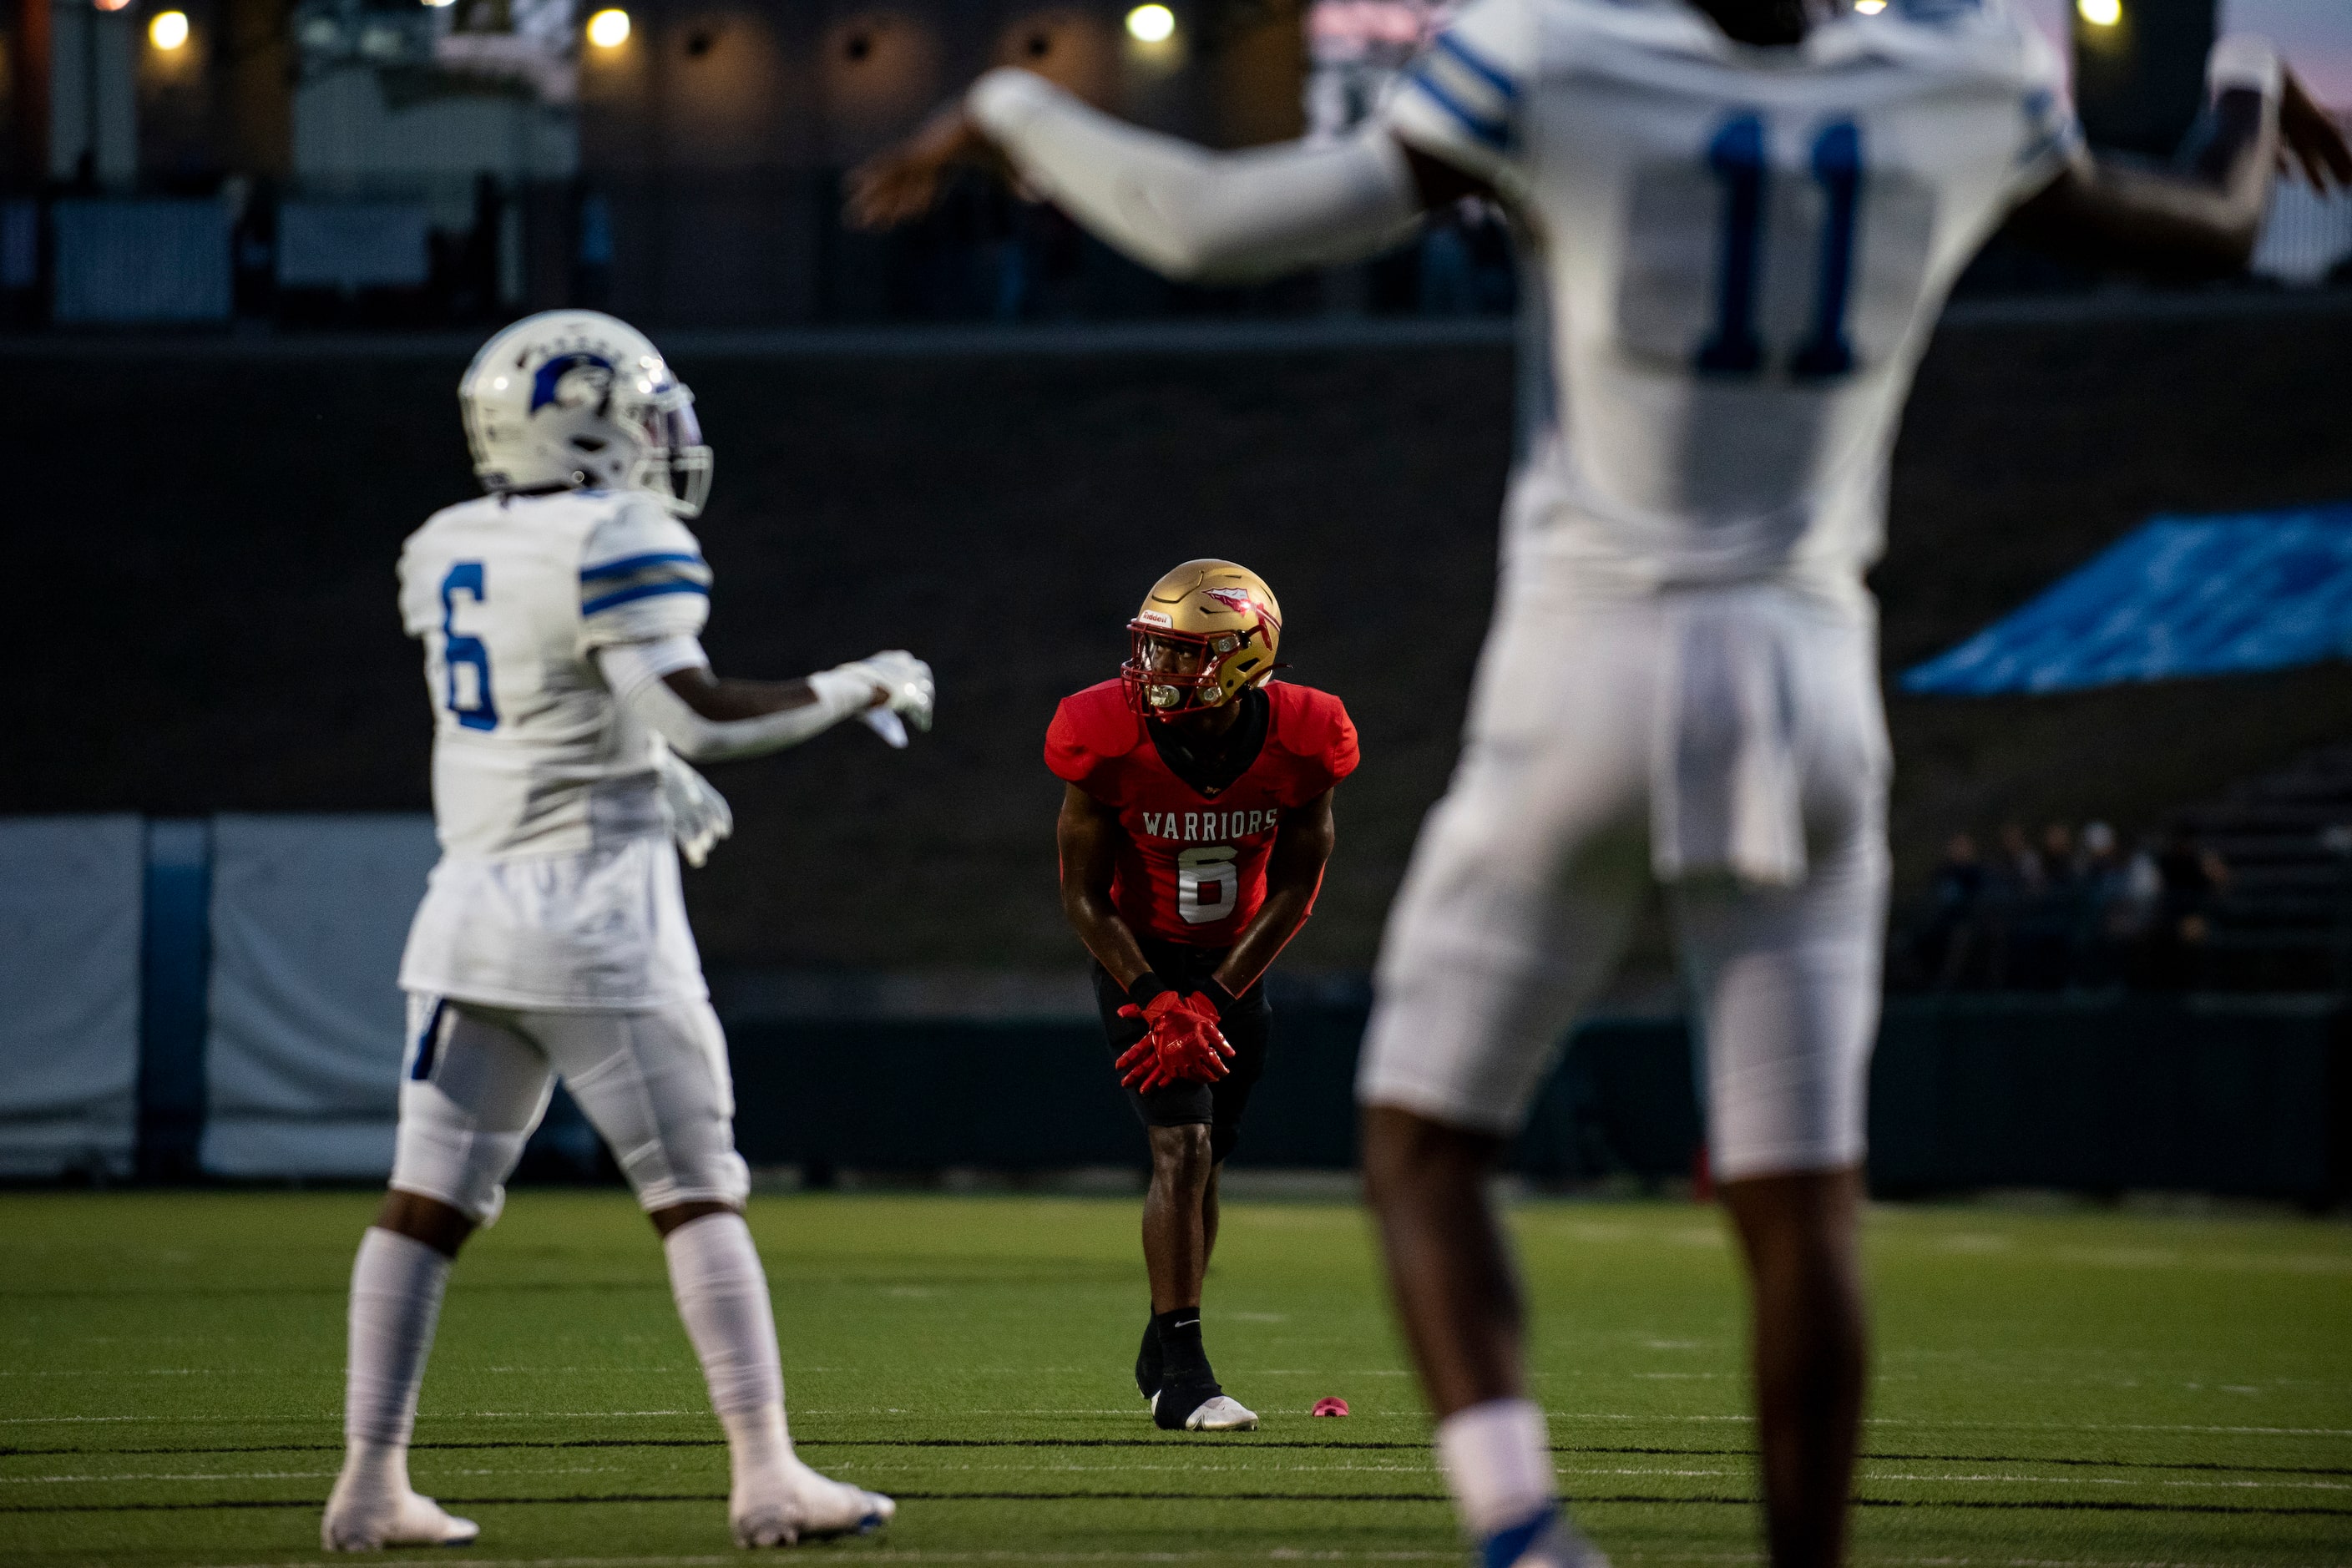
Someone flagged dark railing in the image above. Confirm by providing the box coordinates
[1891,858,2352,995]
[0,169,1522,331]
[8,163,2349,332]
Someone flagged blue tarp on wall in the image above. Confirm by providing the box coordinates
[1901,503,2352,695]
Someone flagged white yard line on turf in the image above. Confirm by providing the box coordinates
[188,1556,1464,1567]
[1859,1472,2352,1490]
[1857,1560,2347,1568]
[0,1368,225,1376]
[0,1410,703,1424]
[9,1409,2349,1439]
[26,1459,2337,1492]
[830,1461,1732,1478]
[0,1464,630,1484]
[172,1555,2349,1568]
[0,1470,341,1484]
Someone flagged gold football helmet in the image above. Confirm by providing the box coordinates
[1122,559,1283,718]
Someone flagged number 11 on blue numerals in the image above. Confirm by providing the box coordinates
[1697,114,1862,381]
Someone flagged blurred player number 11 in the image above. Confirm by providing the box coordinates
[1698,114,1863,380]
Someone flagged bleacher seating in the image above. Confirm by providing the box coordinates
[2179,743,2352,991]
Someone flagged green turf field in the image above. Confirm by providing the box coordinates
[2,1191,2347,1568]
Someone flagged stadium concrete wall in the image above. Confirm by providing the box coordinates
[8,811,2346,1197]
[8,296,2352,974]
[725,997,2352,1202]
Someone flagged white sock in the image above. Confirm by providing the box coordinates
[663,1212,792,1485]
[1436,1398,1558,1540]
[341,1227,453,1497]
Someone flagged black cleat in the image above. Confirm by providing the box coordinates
[1151,1370,1222,1430]
[1151,1378,1259,1430]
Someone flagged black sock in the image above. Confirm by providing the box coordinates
[1152,1307,1209,1381]
[1135,1315,1163,1398]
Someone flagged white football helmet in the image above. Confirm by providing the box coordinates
[458,310,712,518]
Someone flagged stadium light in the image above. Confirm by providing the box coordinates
[1125,4,1175,43]
[1852,0,1884,12]
[586,7,630,48]
[2077,0,2121,26]
[149,9,188,47]
[92,0,131,13]
[422,0,456,9]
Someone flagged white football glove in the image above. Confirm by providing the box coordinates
[832,650,935,739]
[652,741,734,868]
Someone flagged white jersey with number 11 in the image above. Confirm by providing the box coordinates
[1385,0,2077,605]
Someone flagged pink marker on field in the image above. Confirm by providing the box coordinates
[1312,1397,1350,1417]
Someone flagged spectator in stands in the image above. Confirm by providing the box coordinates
[1999,822,2081,989]
[1916,832,1988,988]
[2088,827,2154,940]
[2122,833,2164,920]
[2157,829,2230,938]
[1974,823,2039,985]
[2040,823,2078,893]
[2137,828,2231,989]
[1996,822,2046,891]
[2071,821,2136,985]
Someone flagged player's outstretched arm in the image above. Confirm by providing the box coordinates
[602,640,934,764]
[2005,42,2349,279]
[1206,790,1337,1006]
[846,73,1429,285]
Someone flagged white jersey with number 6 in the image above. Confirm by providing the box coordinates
[1384,0,2076,607]
[393,489,714,1009]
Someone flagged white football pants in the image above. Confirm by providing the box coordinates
[1356,579,1890,1181]
[392,994,751,1224]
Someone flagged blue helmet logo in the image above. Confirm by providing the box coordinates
[530,352,616,415]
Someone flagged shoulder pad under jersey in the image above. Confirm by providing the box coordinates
[1267,681,1362,785]
[579,493,705,573]
[1045,680,1143,786]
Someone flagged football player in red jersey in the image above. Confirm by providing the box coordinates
[1049,560,1359,1432]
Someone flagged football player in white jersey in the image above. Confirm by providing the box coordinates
[848,6,2346,1565]
[322,311,932,1552]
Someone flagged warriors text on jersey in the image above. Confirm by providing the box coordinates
[394,489,715,1009]
[1047,680,1359,944]
[1383,0,2077,608]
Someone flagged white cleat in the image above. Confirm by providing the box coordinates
[731,1459,895,1548]
[320,1484,480,1551]
[1183,1394,1260,1431]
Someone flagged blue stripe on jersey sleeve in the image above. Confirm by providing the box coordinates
[582,579,711,615]
[2015,89,2083,169]
[579,550,706,583]
[1404,65,1511,151]
[1433,31,1518,101]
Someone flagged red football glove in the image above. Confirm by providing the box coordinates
[1114,990,1236,1093]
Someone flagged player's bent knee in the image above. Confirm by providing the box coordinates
[628,1147,752,1216]
[1359,1105,1503,1207]
[649,1198,743,1238]
[387,1122,525,1232]
[1148,1123,1215,1184]
[374,1187,478,1257]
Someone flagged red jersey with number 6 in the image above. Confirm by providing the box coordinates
[1047,679,1359,946]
